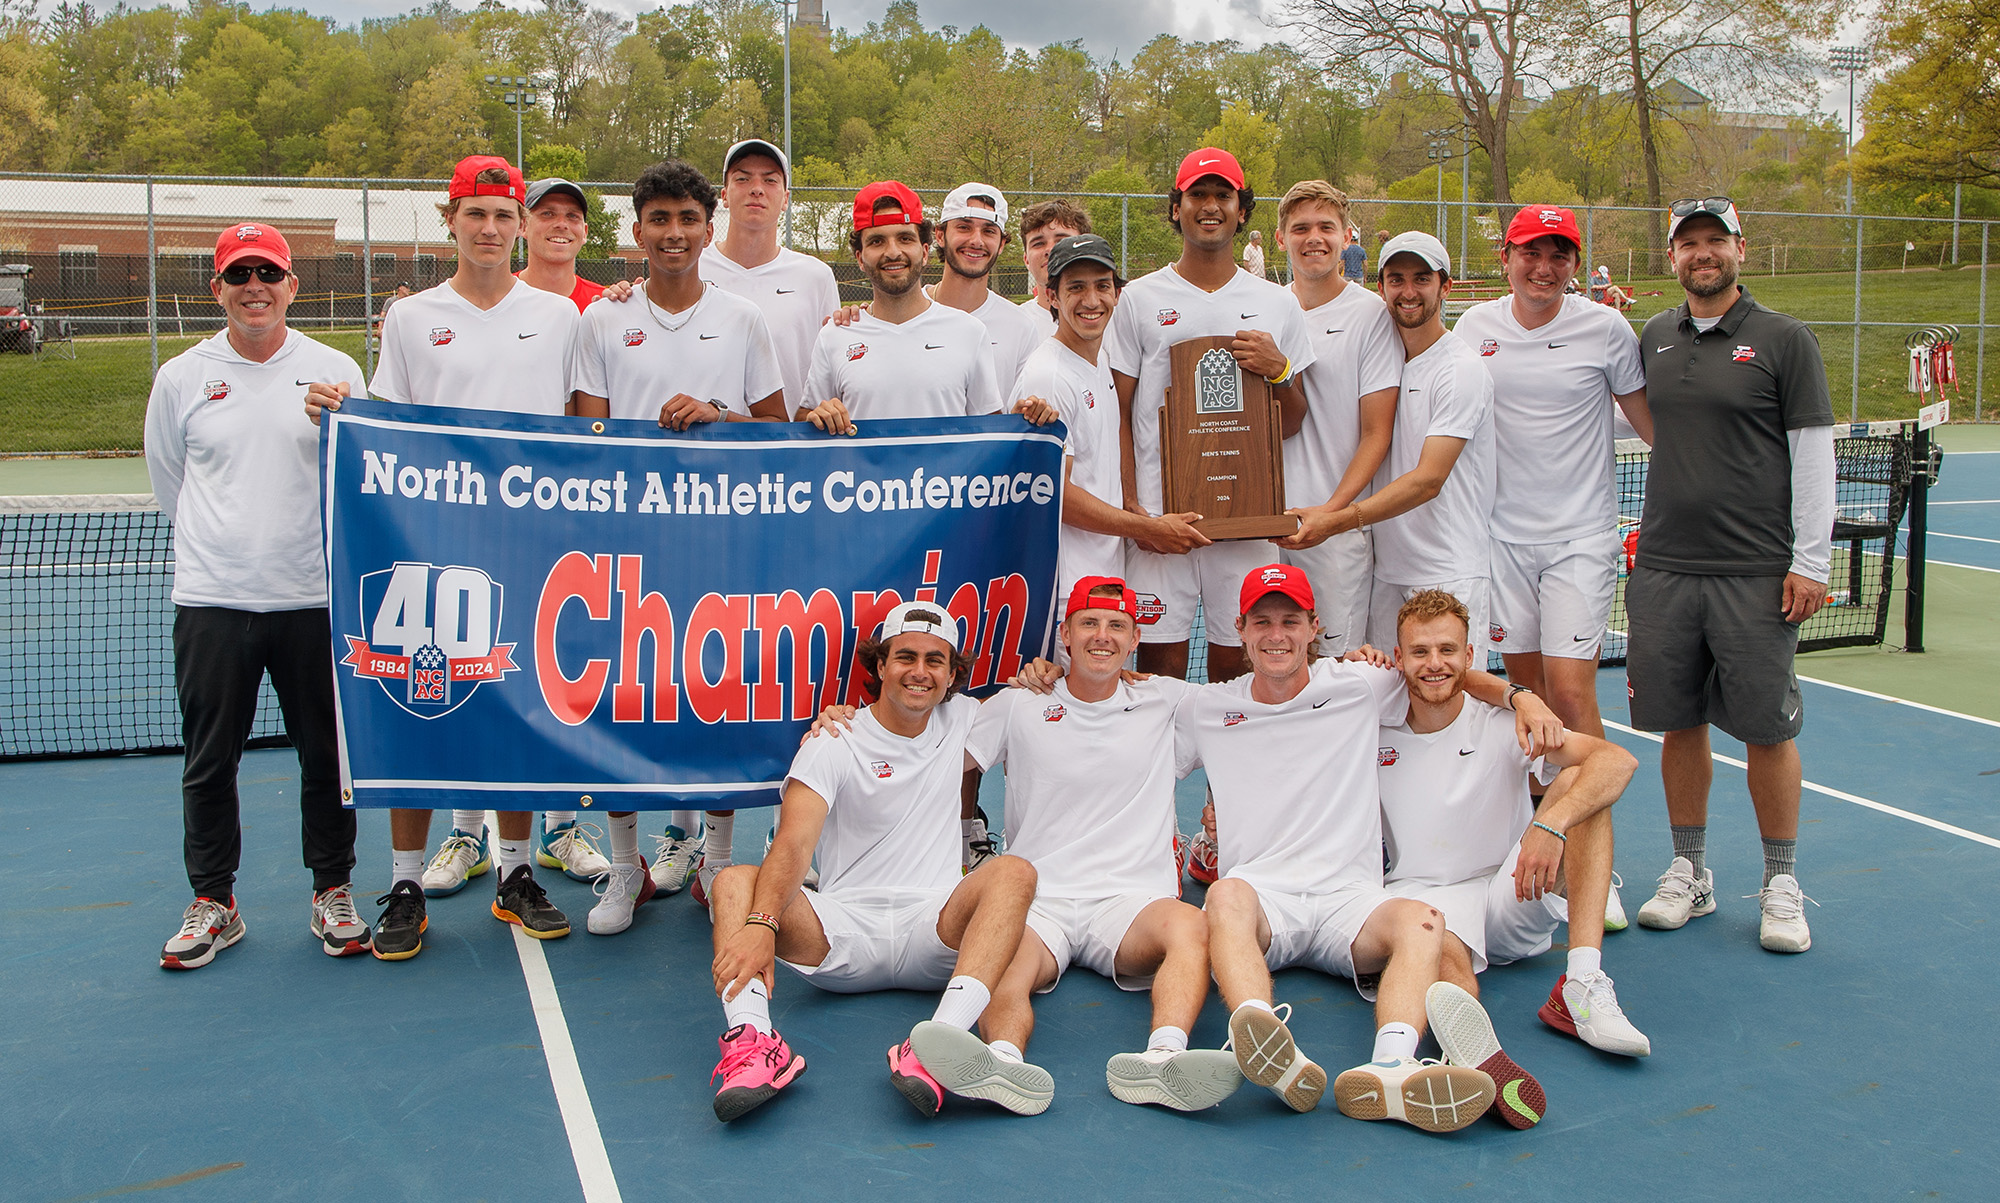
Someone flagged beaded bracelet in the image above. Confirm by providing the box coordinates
[1530,820,1567,843]
[744,912,781,933]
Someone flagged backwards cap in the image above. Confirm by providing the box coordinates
[449,155,526,203]
[852,180,924,232]
[876,601,959,652]
[1064,576,1140,619]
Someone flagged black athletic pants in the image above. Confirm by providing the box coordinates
[174,605,353,899]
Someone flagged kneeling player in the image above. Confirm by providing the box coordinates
[707,605,1046,1121]
[967,578,1241,1111]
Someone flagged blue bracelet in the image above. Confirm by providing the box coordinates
[1531,820,1566,843]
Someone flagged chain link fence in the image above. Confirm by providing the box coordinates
[0,172,1991,453]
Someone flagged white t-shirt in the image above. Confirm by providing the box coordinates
[701,245,841,412]
[1176,658,1408,897]
[1452,294,1644,543]
[1243,243,1265,278]
[783,694,978,896]
[1370,331,1496,586]
[958,288,1045,395]
[143,329,366,610]
[967,676,1192,900]
[1379,697,1553,888]
[1014,338,1122,586]
[800,302,1002,420]
[370,279,580,414]
[572,284,784,421]
[1105,265,1318,515]
[1286,283,1404,507]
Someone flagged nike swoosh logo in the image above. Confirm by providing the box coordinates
[1458,748,1476,756]
[1325,328,1344,335]
[699,334,718,340]
[294,379,315,385]
[1124,704,1141,712]
[1240,312,1258,319]
[776,288,796,294]
[1502,1078,1542,1123]
[1312,698,1330,709]
[1655,344,1675,352]
[1547,342,1568,349]
[924,343,943,350]
[1351,1090,1380,1103]
[1572,634,1594,642]
[517,333,538,339]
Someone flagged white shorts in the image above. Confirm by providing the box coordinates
[1232,880,1398,986]
[1489,531,1621,659]
[1126,539,1268,646]
[1386,842,1566,973]
[1280,528,1372,657]
[1367,577,1490,658]
[1024,893,1164,992]
[779,887,957,994]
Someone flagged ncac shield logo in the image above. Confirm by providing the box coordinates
[341,561,517,718]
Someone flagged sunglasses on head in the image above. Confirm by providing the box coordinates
[1668,196,1735,218]
[218,264,288,285]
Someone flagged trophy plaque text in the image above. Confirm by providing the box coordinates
[1158,337,1293,539]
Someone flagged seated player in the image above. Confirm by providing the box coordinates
[966,578,1241,1112]
[1190,564,1561,1131]
[1378,591,1652,1128]
[706,604,1046,1122]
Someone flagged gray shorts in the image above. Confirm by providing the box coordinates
[1625,567,1804,745]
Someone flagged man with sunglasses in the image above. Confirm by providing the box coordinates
[1628,197,1834,954]
[146,222,370,968]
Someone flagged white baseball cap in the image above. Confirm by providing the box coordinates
[940,182,1009,230]
[877,601,960,652]
[1379,230,1452,275]
[723,138,790,180]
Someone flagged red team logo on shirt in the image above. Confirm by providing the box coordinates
[1043,703,1066,722]
[1489,622,1506,643]
[1082,389,1096,410]
[202,380,231,401]
[1732,345,1756,362]
[1224,711,1247,727]
[871,760,894,779]
[623,328,647,347]
[847,343,868,361]
[1157,309,1180,326]
[1133,592,1166,625]
[1378,746,1399,766]
[1479,339,1499,357]
[429,327,455,346]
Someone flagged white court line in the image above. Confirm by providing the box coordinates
[1604,720,2000,851]
[1927,500,2000,506]
[1798,674,2000,730]
[513,927,625,1203]
[1928,531,2000,546]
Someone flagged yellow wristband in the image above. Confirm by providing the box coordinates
[1266,357,1293,387]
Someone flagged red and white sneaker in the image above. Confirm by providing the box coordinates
[887,1038,945,1117]
[1538,971,1652,1057]
[711,1024,806,1122]
[161,895,244,970]
[1176,831,1218,886]
[1425,981,1544,1128]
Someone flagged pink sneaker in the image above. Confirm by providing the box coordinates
[887,1038,944,1117]
[711,1024,806,1122]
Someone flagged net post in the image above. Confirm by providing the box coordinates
[1905,422,1930,653]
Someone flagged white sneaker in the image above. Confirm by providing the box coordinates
[1540,970,1652,1057]
[1424,981,1544,1128]
[907,1020,1054,1115]
[1635,856,1715,930]
[649,827,704,895]
[1754,874,1815,953]
[1603,871,1629,933]
[1332,1056,1495,1132]
[1106,1047,1243,1111]
[1225,1002,1325,1112]
[963,813,999,874]
[420,828,490,897]
[587,863,647,935]
[537,820,611,882]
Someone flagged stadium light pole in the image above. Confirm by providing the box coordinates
[484,74,542,171]
[781,0,793,249]
[1828,46,1866,213]
[1427,133,1449,242]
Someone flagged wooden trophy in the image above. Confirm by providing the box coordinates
[1158,336,1293,539]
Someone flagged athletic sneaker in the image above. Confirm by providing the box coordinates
[650,826,704,895]
[1635,856,1715,930]
[1225,1002,1325,1112]
[537,820,611,882]
[711,1024,806,1122]
[689,855,725,910]
[1604,872,1629,933]
[907,1020,1055,1116]
[420,827,490,897]
[587,863,648,936]
[1106,1048,1244,1111]
[1425,981,1543,1129]
[887,1037,945,1117]
[1176,830,1219,886]
[1332,1056,1495,1133]
[1538,970,1652,1057]
[963,809,999,873]
[161,896,244,970]
[310,883,372,957]
[1754,874,1815,953]
[492,865,570,938]
[373,880,427,960]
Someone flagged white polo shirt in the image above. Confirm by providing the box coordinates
[1177,658,1408,897]
[800,302,1002,420]
[370,279,580,414]
[967,676,1192,901]
[1014,338,1122,586]
[1286,282,1404,507]
[1379,697,1554,888]
[1370,331,1496,586]
[1453,294,1644,544]
[1104,265,1317,515]
[572,284,784,421]
[702,245,841,410]
[783,694,977,896]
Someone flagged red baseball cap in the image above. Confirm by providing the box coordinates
[852,181,924,231]
[449,155,526,203]
[1175,148,1246,191]
[214,222,292,273]
[1065,576,1140,619]
[1239,563,1315,615]
[1503,205,1583,250]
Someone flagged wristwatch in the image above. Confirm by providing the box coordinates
[1507,683,1534,706]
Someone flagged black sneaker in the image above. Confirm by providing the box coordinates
[493,864,570,939]
[372,880,428,960]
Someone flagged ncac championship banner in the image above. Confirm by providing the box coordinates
[321,399,1063,810]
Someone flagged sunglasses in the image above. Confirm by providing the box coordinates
[218,264,288,285]
[1668,196,1735,218]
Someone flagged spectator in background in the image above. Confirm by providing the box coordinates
[1342,230,1367,284]
[1243,229,1266,279]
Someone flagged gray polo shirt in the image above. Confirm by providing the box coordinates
[1636,288,1833,576]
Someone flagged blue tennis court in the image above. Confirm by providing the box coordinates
[1914,447,2000,572]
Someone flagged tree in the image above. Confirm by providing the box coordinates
[526,142,619,255]
[1855,0,2000,191]
[0,30,54,169]
[519,0,629,127]
[1201,101,1279,196]
[395,62,492,177]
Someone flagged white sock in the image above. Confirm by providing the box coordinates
[1233,998,1276,1016]
[609,813,641,867]
[1148,1025,1190,1053]
[931,975,991,1030]
[496,837,530,878]
[1371,1022,1420,1063]
[545,811,576,831]
[722,977,774,1035]
[451,809,485,838]
[704,812,736,867]
[392,848,424,888]
[1568,945,1603,979]
[989,1039,1024,1064]
[669,811,700,839]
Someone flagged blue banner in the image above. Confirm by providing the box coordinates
[322,399,1063,810]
